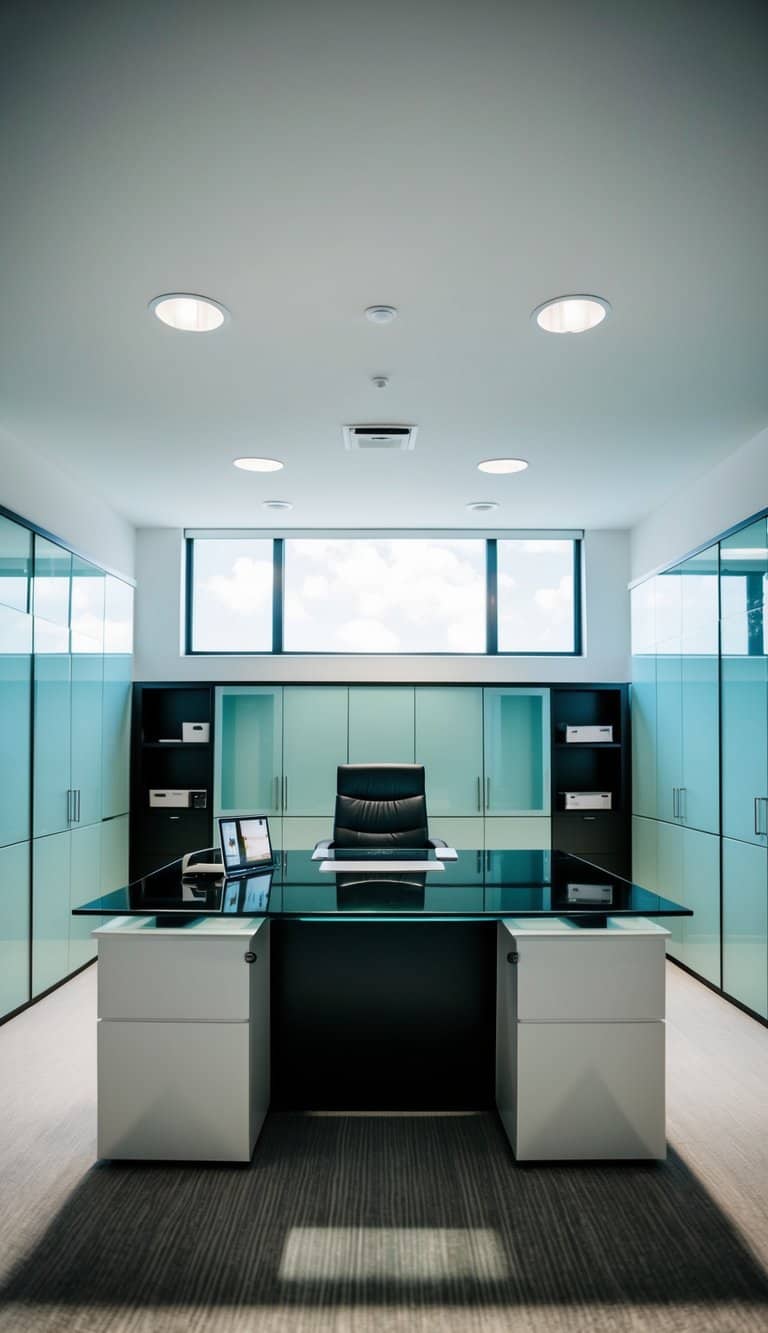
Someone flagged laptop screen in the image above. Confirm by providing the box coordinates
[218,816,274,875]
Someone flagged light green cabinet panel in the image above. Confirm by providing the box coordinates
[655,646,682,824]
[415,687,483,816]
[68,822,102,971]
[33,619,71,838]
[214,687,282,816]
[631,654,657,820]
[681,827,720,986]
[283,687,348,815]
[722,837,767,1018]
[0,841,30,1016]
[428,816,485,849]
[71,650,103,828]
[655,820,684,956]
[484,816,551,850]
[100,814,129,894]
[483,688,550,816]
[32,831,70,996]
[102,655,131,818]
[281,817,328,850]
[0,605,32,848]
[632,816,657,892]
[0,515,32,614]
[720,616,768,847]
[348,688,414,765]
[680,650,720,834]
[33,536,71,627]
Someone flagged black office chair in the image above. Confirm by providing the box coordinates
[316,763,446,850]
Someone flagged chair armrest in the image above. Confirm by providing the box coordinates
[312,839,334,861]
[427,837,448,849]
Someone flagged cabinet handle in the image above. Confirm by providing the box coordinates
[756,797,768,837]
[66,789,72,823]
[476,776,481,812]
[486,777,491,810]
[678,787,686,822]
[274,776,279,810]
[476,850,481,873]
[75,789,81,823]
[283,775,288,811]
[672,787,678,819]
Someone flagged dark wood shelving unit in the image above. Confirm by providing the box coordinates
[130,684,215,879]
[550,685,631,878]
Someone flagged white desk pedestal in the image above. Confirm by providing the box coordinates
[94,916,269,1162]
[496,917,668,1161]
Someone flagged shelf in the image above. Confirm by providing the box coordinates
[554,742,621,749]
[142,741,211,749]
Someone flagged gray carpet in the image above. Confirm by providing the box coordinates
[1,1110,767,1333]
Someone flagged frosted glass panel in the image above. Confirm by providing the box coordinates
[0,516,32,614]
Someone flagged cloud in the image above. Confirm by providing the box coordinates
[204,556,272,616]
[337,618,401,652]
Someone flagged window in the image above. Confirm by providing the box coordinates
[497,539,579,653]
[186,533,581,655]
[189,538,273,653]
[284,538,486,653]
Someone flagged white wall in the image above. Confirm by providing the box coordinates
[133,527,630,682]
[631,425,768,583]
[0,432,135,578]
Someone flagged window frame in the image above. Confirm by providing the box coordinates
[185,532,582,657]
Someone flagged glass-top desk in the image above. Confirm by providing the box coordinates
[74,846,691,924]
[83,847,687,1161]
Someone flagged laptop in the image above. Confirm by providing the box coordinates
[218,815,277,878]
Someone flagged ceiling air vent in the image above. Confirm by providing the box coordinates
[343,424,418,452]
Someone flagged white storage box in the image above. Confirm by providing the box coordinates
[149,789,191,808]
[182,722,210,743]
[565,725,613,743]
[563,791,612,810]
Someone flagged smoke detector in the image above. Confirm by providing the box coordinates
[343,424,418,452]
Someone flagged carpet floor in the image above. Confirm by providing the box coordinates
[0,964,766,1333]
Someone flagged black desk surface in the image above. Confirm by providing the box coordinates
[73,848,692,921]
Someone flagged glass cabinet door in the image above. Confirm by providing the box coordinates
[102,577,133,820]
[0,841,30,1017]
[33,617,72,838]
[722,837,768,1019]
[654,566,684,825]
[415,686,484,816]
[679,546,720,835]
[214,686,283,816]
[0,515,32,614]
[70,557,105,829]
[483,688,550,816]
[283,687,348,816]
[631,580,658,821]
[347,687,415,765]
[32,830,71,996]
[0,603,32,848]
[721,609,767,846]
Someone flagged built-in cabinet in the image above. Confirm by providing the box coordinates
[632,515,768,1020]
[0,510,133,1021]
[134,683,560,873]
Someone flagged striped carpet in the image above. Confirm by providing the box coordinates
[1,1110,767,1332]
[0,964,767,1333]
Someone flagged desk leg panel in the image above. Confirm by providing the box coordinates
[271,920,496,1110]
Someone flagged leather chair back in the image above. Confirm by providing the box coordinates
[333,764,429,847]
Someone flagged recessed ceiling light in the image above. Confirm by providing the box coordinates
[263,499,293,511]
[365,305,398,324]
[150,293,228,332]
[477,458,529,475]
[233,457,284,472]
[467,500,499,513]
[532,294,609,334]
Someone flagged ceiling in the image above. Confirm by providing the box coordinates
[1,0,767,532]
